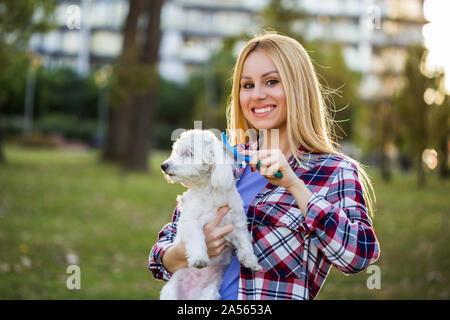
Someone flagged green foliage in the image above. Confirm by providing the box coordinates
[36,113,97,142]
[190,43,237,132]
[152,77,200,149]
[35,68,99,119]
[0,64,101,143]
[307,42,363,141]
[394,46,429,157]
[0,116,24,137]
[0,53,29,112]
[1,113,98,144]
[0,0,56,80]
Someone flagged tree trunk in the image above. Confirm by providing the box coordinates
[102,0,141,163]
[378,100,393,183]
[121,0,163,172]
[438,132,448,179]
[0,130,5,163]
[438,101,449,179]
[414,150,426,188]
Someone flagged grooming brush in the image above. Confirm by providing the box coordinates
[221,132,283,178]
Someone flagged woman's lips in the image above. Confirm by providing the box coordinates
[251,105,276,118]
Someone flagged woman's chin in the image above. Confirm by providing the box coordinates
[249,120,280,131]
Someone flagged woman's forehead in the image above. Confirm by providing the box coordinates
[241,51,278,78]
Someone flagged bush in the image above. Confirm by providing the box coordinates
[0,114,98,145]
[0,116,24,137]
[36,113,97,142]
[8,132,58,148]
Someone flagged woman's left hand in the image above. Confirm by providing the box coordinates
[240,149,300,190]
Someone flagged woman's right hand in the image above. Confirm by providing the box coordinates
[162,206,234,273]
[203,206,234,258]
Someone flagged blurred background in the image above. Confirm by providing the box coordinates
[0,0,448,299]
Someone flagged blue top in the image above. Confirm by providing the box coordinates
[219,165,268,300]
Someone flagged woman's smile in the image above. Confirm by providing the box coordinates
[252,104,276,117]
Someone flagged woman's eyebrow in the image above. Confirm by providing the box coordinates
[241,70,279,80]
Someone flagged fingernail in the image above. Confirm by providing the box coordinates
[256,160,261,169]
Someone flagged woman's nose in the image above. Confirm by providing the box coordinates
[253,85,266,100]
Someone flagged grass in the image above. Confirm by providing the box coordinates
[0,145,449,299]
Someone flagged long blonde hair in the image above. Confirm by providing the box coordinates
[226,31,376,217]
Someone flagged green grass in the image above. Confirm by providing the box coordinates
[0,145,449,299]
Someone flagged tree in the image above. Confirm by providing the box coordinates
[394,46,430,187]
[102,0,164,172]
[426,74,449,179]
[102,0,141,164]
[0,0,55,162]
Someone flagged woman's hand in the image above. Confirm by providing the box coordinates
[203,206,234,258]
[241,149,300,190]
[241,149,313,215]
[163,206,234,273]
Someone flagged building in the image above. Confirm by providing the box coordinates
[291,0,426,99]
[29,0,264,83]
[30,0,425,97]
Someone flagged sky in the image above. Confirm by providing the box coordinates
[422,0,450,93]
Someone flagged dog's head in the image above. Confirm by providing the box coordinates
[161,129,234,190]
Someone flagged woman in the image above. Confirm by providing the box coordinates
[149,32,380,300]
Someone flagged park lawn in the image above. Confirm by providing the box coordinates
[0,145,449,299]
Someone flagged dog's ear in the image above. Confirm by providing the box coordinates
[209,141,233,190]
[211,163,233,190]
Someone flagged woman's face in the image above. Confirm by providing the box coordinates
[239,50,287,132]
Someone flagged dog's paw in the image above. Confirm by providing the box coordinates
[249,263,263,273]
[247,261,263,273]
[192,259,209,269]
[240,255,263,272]
[188,256,210,269]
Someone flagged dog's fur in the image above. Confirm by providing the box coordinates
[159,129,261,300]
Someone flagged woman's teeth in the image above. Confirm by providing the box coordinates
[253,106,275,114]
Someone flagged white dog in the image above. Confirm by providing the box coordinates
[159,129,262,300]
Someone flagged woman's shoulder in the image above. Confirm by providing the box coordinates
[315,152,357,171]
[299,151,359,180]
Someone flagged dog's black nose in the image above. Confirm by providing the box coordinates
[161,162,169,172]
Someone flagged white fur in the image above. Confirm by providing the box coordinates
[160,129,262,300]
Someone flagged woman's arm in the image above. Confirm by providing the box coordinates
[241,148,379,274]
[290,163,380,274]
[161,242,188,274]
[286,178,312,217]
[148,206,181,281]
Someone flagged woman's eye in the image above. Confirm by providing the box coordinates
[266,79,279,86]
[242,82,254,89]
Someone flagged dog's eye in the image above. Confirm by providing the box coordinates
[182,150,192,157]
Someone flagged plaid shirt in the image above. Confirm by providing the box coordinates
[148,144,380,300]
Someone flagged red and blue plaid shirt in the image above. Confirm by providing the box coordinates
[149,144,380,300]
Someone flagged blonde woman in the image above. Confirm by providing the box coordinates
[149,32,380,300]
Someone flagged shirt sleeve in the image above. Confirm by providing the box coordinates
[148,206,181,281]
[303,162,380,274]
